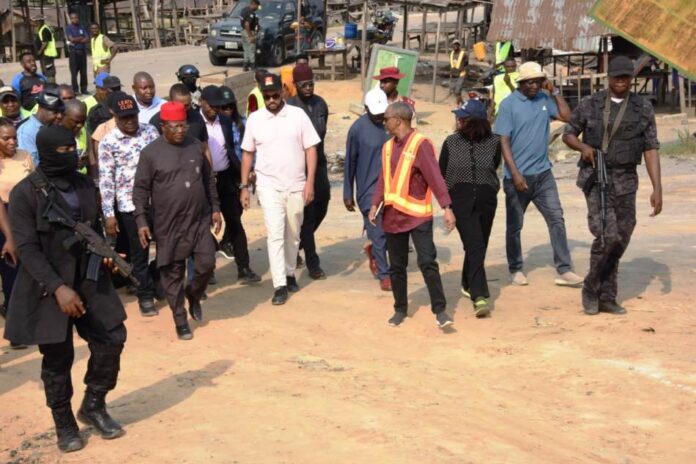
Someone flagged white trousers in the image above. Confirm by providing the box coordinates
[257,187,305,288]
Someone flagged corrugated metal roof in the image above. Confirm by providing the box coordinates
[486,0,611,52]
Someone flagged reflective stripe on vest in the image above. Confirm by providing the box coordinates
[38,25,58,58]
[382,131,433,218]
[246,87,266,117]
[449,50,465,69]
[91,34,111,67]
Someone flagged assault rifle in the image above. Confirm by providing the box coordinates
[30,174,140,286]
[595,149,609,248]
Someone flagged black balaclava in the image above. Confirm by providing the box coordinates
[36,125,78,190]
[181,76,198,93]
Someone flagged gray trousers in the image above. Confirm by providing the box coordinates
[241,30,256,65]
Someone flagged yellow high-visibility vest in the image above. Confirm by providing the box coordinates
[91,34,111,68]
[246,87,266,117]
[382,131,433,218]
[496,41,512,71]
[450,50,465,69]
[38,25,58,58]
[493,72,520,114]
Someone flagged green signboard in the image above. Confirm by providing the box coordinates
[365,45,420,97]
[590,0,696,80]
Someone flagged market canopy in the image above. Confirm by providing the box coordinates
[590,0,696,80]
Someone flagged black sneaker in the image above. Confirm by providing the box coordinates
[238,268,261,284]
[388,312,407,327]
[308,267,327,280]
[218,243,235,260]
[272,286,289,305]
[138,299,158,317]
[296,255,305,269]
[598,300,627,315]
[185,287,203,321]
[286,276,300,292]
[436,311,454,328]
[176,324,193,340]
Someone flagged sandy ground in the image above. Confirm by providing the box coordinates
[2,45,696,463]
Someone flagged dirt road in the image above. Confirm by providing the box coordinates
[2,47,696,464]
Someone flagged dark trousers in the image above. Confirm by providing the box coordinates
[38,318,126,411]
[504,169,573,274]
[584,186,636,302]
[39,56,56,82]
[299,190,330,271]
[68,48,88,93]
[159,231,216,327]
[385,220,446,314]
[0,231,17,307]
[217,168,250,270]
[116,210,154,301]
[452,194,497,300]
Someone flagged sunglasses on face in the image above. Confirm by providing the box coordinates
[262,93,282,101]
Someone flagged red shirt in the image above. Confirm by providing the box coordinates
[372,129,451,234]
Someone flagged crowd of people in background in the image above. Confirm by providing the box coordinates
[0,14,663,454]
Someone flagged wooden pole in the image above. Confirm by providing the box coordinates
[296,0,302,55]
[420,8,426,52]
[152,0,162,48]
[360,0,367,91]
[113,1,121,34]
[130,0,143,48]
[11,14,17,62]
[431,9,441,102]
[678,75,686,115]
[94,0,100,25]
[172,0,181,45]
[401,1,407,49]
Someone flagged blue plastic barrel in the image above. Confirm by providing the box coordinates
[344,23,358,39]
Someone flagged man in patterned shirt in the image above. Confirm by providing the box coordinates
[98,91,159,316]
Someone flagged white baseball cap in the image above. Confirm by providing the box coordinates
[364,87,388,115]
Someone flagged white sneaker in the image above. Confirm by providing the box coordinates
[510,271,529,286]
[555,271,584,287]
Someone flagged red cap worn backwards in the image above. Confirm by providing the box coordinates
[160,101,186,121]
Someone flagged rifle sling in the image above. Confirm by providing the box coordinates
[601,91,630,154]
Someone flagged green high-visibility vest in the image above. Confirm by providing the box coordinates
[91,34,111,68]
[38,25,58,58]
[493,72,520,114]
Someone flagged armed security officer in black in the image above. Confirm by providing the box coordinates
[4,126,128,453]
[563,56,662,316]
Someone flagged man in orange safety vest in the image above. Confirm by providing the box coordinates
[369,101,456,330]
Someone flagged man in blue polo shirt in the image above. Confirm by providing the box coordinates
[494,61,583,288]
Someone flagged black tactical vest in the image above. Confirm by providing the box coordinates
[582,90,647,167]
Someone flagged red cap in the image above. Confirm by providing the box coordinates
[373,66,406,81]
[160,101,186,121]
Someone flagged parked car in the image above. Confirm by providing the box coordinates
[207,0,325,67]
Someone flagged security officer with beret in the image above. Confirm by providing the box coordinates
[563,55,662,315]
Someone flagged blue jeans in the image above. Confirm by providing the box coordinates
[361,210,389,280]
[504,169,573,275]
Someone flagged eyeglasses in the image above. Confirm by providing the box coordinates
[262,93,282,101]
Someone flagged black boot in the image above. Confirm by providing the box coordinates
[77,388,125,439]
[52,405,85,453]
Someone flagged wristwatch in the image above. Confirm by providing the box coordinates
[238,183,249,189]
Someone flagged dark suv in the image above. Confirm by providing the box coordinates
[207,0,325,67]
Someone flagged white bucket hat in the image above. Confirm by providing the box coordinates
[516,61,547,83]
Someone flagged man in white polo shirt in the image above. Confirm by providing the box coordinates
[240,73,320,305]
